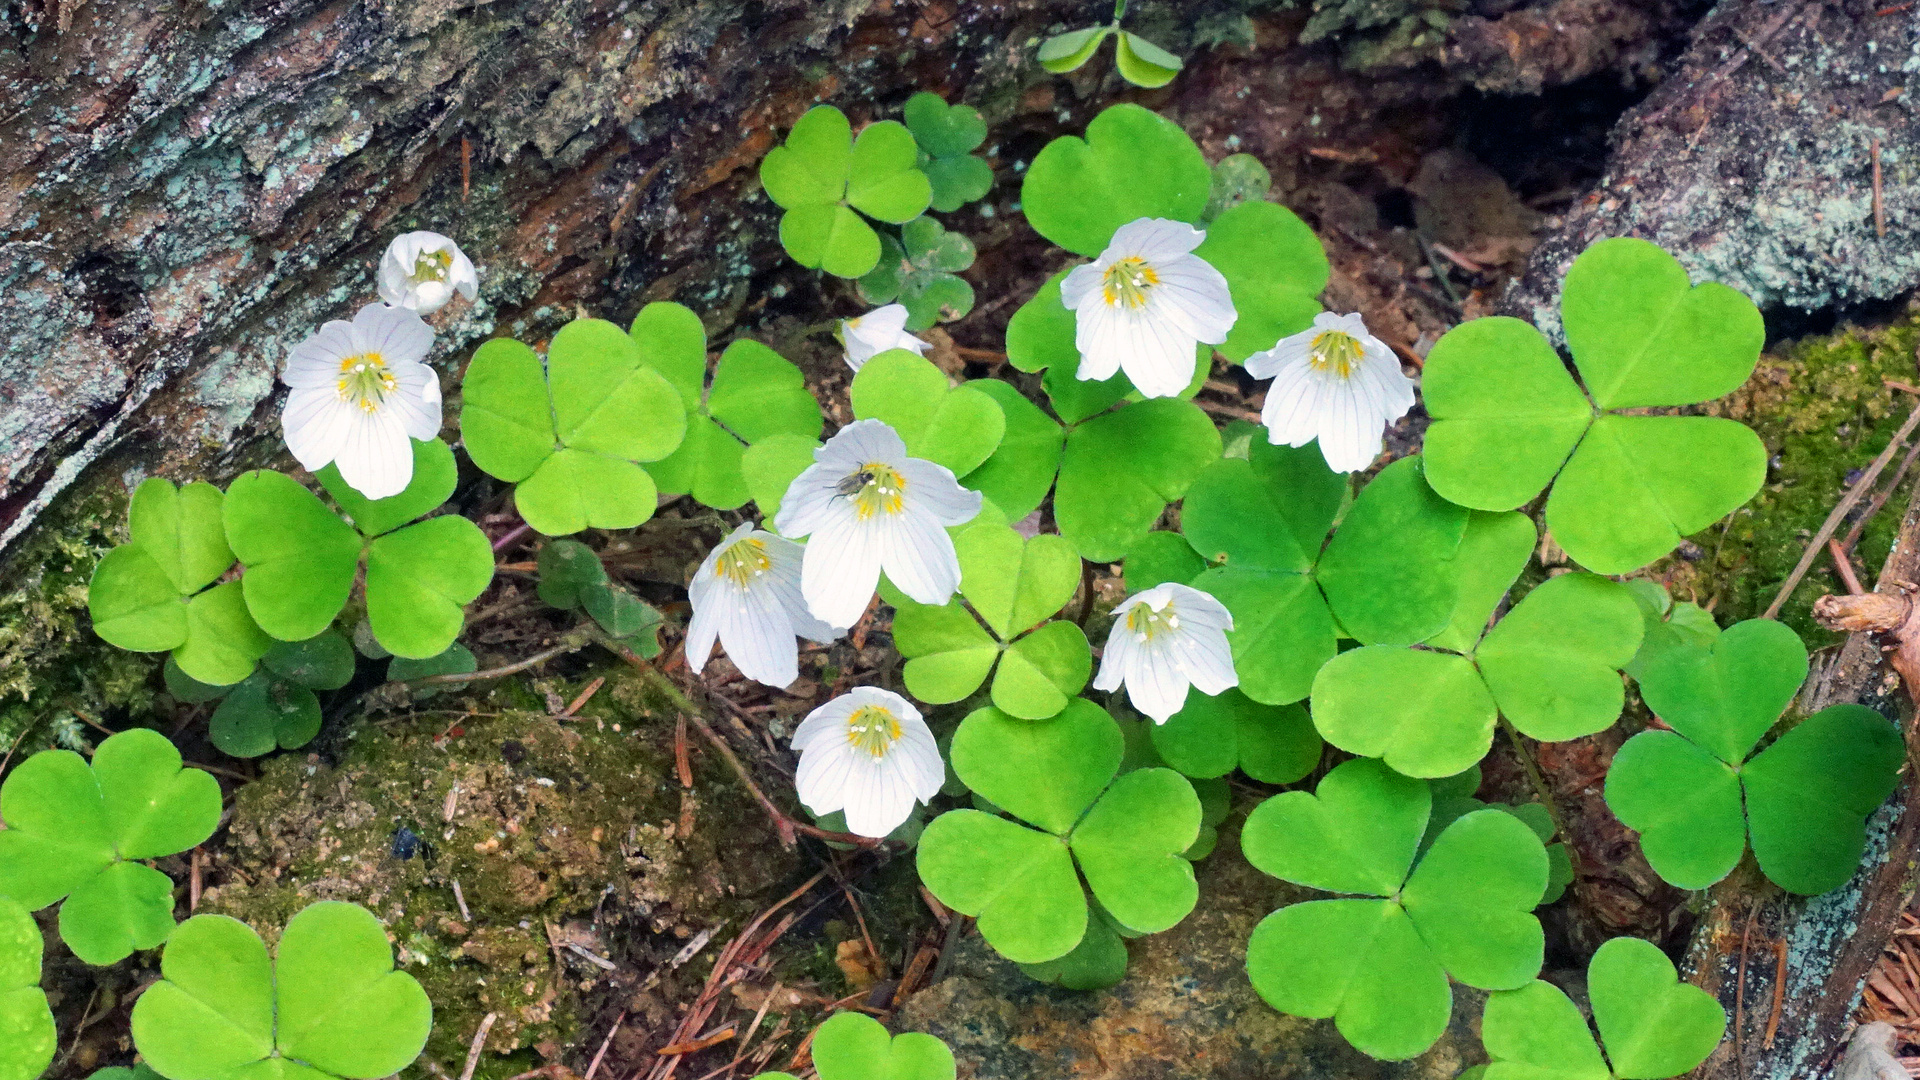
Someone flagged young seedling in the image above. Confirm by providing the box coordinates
[1035,0,1184,88]
[857,217,977,331]
[901,93,993,212]
[131,901,431,1080]
[0,729,220,965]
[536,539,664,656]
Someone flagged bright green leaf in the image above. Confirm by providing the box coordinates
[1742,704,1904,895]
[850,350,1006,476]
[1311,646,1497,778]
[1056,398,1221,561]
[1021,104,1210,258]
[1421,316,1593,512]
[1191,199,1325,362]
[1476,574,1642,741]
[363,515,493,659]
[1636,617,1807,766]
[317,438,456,539]
[961,380,1063,519]
[1315,455,1466,646]
[224,470,363,642]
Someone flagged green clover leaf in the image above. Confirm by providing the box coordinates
[535,539,665,650]
[131,902,432,1080]
[1190,197,1327,362]
[88,477,271,686]
[1148,690,1322,783]
[1621,579,1720,681]
[1423,782,1573,906]
[204,628,358,758]
[893,514,1088,719]
[0,729,221,966]
[632,303,823,509]
[857,218,977,330]
[849,349,1006,476]
[1481,936,1726,1080]
[1021,104,1209,259]
[960,380,1064,520]
[1242,758,1548,1060]
[1605,620,1904,893]
[0,898,55,1080]
[461,317,687,535]
[1017,904,1132,991]
[1422,238,1767,574]
[228,443,492,659]
[760,106,932,277]
[741,432,823,520]
[1170,449,1466,707]
[1312,563,1642,778]
[902,92,993,212]
[1057,397,1222,561]
[757,1011,953,1080]
[918,700,1201,963]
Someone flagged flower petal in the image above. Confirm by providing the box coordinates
[897,458,982,526]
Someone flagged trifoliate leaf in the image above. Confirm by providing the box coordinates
[0,729,221,965]
[1056,397,1221,561]
[223,470,363,642]
[0,896,55,1080]
[209,672,323,758]
[364,515,492,660]
[131,902,432,1080]
[1021,103,1210,258]
[850,349,1006,476]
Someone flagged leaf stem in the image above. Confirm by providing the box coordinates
[1499,717,1567,840]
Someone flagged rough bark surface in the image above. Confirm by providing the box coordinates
[1510,0,1919,324]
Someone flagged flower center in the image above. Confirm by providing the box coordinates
[715,536,772,587]
[1308,330,1364,379]
[845,705,903,759]
[409,247,454,286]
[335,353,398,413]
[838,462,907,520]
[1101,257,1159,310]
[1125,601,1181,643]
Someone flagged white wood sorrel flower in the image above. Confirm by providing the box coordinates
[775,418,983,629]
[377,230,479,315]
[1061,217,1236,398]
[841,303,930,372]
[1245,311,1416,474]
[793,687,943,838]
[281,303,441,500]
[686,521,843,689]
[1094,582,1238,723]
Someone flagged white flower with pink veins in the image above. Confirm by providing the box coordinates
[280,303,441,500]
[1061,217,1237,398]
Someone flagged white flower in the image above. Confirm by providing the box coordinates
[281,303,442,500]
[1245,311,1416,474]
[1060,217,1237,399]
[686,522,844,688]
[841,304,929,372]
[793,687,944,838]
[1093,582,1238,723]
[377,231,479,315]
[774,419,983,629]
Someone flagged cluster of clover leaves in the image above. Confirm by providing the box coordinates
[25,90,1911,1079]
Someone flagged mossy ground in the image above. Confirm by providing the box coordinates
[199,666,802,1076]
[1661,304,1920,647]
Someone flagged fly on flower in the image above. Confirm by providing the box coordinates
[1244,311,1416,474]
[686,522,844,689]
[378,231,479,315]
[793,687,944,838]
[1060,217,1237,398]
[775,419,983,629]
[841,303,930,372]
[1094,582,1238,723]
[281,303,441,500]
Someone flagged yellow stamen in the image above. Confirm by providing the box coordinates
[334,352,398,413]
[1308,330,1364,379]
[846,705,904,759]
[842,462,907,520]
[1100,257,1159,310]
[1125,601,1181,643]
[715,537,772,587]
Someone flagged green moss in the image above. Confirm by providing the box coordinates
[1665,309,1920,646]
[0,476,165,755]
[203,672,800,1076]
